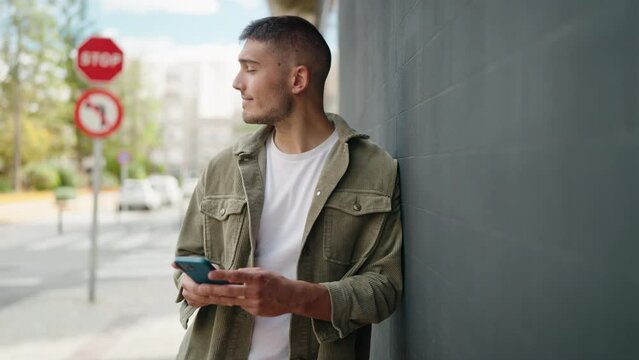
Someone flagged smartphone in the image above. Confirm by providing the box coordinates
[174,256,229,285]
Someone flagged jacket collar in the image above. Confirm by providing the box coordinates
[232,113,369,156]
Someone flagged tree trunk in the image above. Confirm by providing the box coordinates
[11,25,22,192]
[12,82,21,192]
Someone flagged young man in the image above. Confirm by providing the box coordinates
[173,16,402,360]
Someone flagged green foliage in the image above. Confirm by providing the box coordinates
[105,155,120,182]
[0,0,92,190]
[54,186,76,201]
[145,160,166,175]
[20,162,81,190]
[0,118,56,165]
[105,59,162,173]
[57,166,79,187]
[0,177,11,193]
[24,163,61,190]
[58,0,92,161]
[0,1,165,192]
[127,162,147,179]
[100,171,118,190]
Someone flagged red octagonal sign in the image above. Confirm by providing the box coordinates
[76,36,124,82]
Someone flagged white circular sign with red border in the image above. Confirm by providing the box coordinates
[74,88,123,138]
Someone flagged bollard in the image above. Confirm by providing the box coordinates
[54,187,76,235]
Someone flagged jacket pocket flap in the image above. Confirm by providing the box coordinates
[324,191,391,216]
[200,197,246,220]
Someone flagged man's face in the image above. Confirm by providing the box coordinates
[232,39,293,125]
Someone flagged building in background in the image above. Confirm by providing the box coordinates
[145,47,245,179]
[158,63,198,177]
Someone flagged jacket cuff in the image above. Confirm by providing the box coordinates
[174,271,197,329]
[174,271,185,303]
[179,301,197,329]
[311,281,353,343]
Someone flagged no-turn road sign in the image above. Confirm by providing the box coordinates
[74,88,123,139]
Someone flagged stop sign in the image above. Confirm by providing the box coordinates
[76,36,124,82]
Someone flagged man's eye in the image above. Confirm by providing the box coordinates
[246,69,256,73]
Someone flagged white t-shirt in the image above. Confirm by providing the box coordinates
[248,129,339,360]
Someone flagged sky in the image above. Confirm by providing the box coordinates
[91,0,271,47]
[88,0,338,57]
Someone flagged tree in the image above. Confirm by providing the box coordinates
[0,0,92,191]
[57,0,92,168]
[105,59,162,181]
[0,0,66,191]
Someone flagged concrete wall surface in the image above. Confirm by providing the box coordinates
[338,1,639,359]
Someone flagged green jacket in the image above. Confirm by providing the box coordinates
[174,114,403,360]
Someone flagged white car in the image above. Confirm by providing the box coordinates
[148,175,182,206]
[118,179,162,211]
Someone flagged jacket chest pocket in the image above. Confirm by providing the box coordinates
[200,196,247,269]
[322,191,391,265]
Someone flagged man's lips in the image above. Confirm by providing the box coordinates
[241,98,252,108]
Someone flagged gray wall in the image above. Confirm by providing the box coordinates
[338,1,638,359]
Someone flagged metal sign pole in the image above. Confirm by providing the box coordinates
[88,138,102,302]
[120,162,127,186]
[75,36,124,304]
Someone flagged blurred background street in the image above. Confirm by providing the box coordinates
[0,0,338,358]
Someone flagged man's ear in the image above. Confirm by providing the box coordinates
[291,65,310,95]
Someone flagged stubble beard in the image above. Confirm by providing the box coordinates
[242,91,294,126]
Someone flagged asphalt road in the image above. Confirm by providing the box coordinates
[0,204,183,307]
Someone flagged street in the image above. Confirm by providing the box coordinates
[0,193,186,360]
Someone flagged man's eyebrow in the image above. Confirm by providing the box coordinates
[238,58,260,65]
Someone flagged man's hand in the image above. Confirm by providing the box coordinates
[173,264,331,320]
[209,268,294,317]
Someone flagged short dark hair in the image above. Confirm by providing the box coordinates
[239,16,331,91]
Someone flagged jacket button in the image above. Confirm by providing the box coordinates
[316,191,321,196]
[353,203,361,211]
[219,208,226,215]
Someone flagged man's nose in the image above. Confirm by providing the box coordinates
[232,73,243,91]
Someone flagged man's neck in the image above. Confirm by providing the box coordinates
[272,107,334,154]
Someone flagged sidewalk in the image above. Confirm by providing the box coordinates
[0,188,116,204]
[0,277,185,360]
[0,189,119,225]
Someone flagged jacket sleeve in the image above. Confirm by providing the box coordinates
[173,171,208,329]
[312,170,403,342]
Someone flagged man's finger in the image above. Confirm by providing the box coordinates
[206,294,250,307]
[183,289,209,307]
[180,275,199,292]
[209,269,257,284]
[184,287,245,307]
[198,284,247,298]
